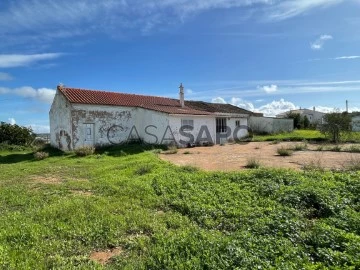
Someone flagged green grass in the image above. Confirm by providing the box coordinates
[254,130,360,143]
[253,130,326,142]
[0,145,360,269]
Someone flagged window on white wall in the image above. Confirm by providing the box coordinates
[235,120,241,127]
[216,118,227,133]
[181,119,194,130]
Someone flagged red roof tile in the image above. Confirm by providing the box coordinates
[58,86,212,115]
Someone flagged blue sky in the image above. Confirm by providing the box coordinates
[1,0,360,133]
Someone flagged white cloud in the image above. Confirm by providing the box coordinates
[335,56,360,60]
[0,0,350,45]
[213,96,298,116]
[267,0,344,21]
[0,72,13,81]
[204,79,360,98]
[257,99,297,116]
[0,53,63,68]
[258,84,278,93]
[0,86,55,104]
[231,97,255,111]
[307,56,360,61]
[212,97,227,104]
[8,118,16,125]
[311,34,333,50]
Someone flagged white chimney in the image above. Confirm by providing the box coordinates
[179,83,184,107]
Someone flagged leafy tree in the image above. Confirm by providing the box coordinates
[303,115,310,129]
[286,112,302,129]
[320,112,352,143]
[0,122,35,145]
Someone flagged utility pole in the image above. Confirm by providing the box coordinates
[346,100,349,113]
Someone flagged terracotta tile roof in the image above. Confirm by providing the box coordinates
[58,86,212,115]
[58,86,257,116]
[185,101,261,116]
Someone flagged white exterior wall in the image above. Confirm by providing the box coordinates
[49,91,72,150]
[169,115,216,146]
[249,116,293,134]
[300,111,325,125]
[70,104,138,149]
[352,116,360,132]
[137,108,170,144]
[277,110,325,125]
[226,117,248,142]
[50,94,251,150]
[169,115,248,146]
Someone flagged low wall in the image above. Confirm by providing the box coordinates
[249,116,294,134]
[352,116,360,132]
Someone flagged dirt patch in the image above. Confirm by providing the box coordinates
[160,142,360,171]
[89,247,123,265]
[31,176,63,184]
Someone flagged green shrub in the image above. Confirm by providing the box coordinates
[32,138,47,148]
[178,165,199,173]
[345,156,360,171]
[277,147,293,156]
[164,145,178,154]
[134,164,152,175]
[33,151,49,160]
[329,145,342,152]
[293,143,307,151]
[347,145,360,153]
[75,146,95,157]
[183,151,191,155]
[302,159,324,171]
[245,157,261,169]
[0,143,29,152]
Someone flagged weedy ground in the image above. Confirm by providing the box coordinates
[253,129,360,143]
[0,144,360,269]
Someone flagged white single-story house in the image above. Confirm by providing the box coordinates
[50,85,255,150]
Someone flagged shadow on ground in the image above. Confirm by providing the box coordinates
[96,143,167,157]
[0,152,34,164]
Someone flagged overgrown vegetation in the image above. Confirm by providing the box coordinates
[0,144,360,269]
[33,151,49,161]
[75,146,96,157]
[163,145,178,154]
[286,112,311,129]
[320,112,352,143]
[245,157,261,169]
[293,142,308,151]
[0,122,35,145]
[277,146,293,156]
[254,130,327,142]
[254,129,360,143]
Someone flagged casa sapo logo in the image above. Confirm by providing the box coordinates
[107,124,252,145]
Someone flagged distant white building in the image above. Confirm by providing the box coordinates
[276,107,326,125]
[351,114,360,132]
